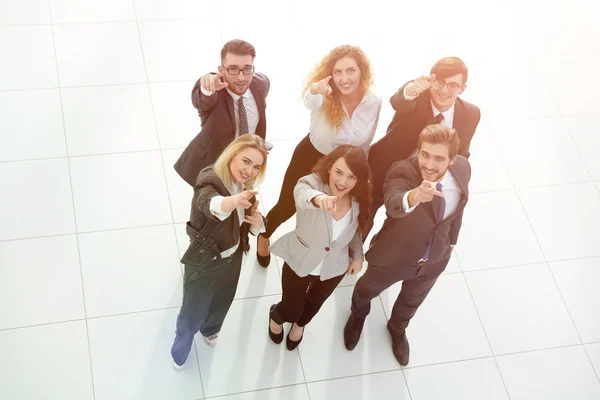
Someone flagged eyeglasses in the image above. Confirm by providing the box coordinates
[433,80,462,91]
[222,66,255,75]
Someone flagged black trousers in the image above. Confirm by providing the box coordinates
[351,257,449,336]
[262,134,323,238]
[270,263,345,327]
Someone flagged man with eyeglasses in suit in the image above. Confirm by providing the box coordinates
[366,57,480,232]
[174,39,271,186]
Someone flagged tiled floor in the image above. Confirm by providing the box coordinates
[1,0,600,399]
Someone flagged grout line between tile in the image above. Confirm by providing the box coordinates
[46,2,97,399]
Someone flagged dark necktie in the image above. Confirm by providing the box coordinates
[422,182,446,261]
[237,96,249,135]
[434,113,444,125]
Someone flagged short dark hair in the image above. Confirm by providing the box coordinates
[221,39,256,63]
[417,124,461,159]
[430,57,468,83]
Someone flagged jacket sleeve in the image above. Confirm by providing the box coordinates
[191,75,220,122]
[348,230,364,262]
[389,81,420,113]
[383,162,417,219]
[294,174,325,210]
[457,105,481,159]
[449,158,472,244]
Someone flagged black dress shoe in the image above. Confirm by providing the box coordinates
[286,325,304,350]
[268,305,284,344]
[344,313,365,351]
[256,234,271,268]
[387,322,410,366]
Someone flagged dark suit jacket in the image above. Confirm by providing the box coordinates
[365,156,471,267]
[368,81,480,201]
[174,72,270,186]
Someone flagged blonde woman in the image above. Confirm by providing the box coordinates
[256,45,382,267]
[171,134,268,369]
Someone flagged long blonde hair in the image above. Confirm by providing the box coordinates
[302,45,374,130]
[213,135,268,190]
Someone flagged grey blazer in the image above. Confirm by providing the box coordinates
[270,173,364,280]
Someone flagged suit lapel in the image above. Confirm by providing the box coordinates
[224,92,235,130]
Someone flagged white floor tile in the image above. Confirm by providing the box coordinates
[565,114,600,180]
[0,25,57,90]
[585,343,600,378]
[78,225,182,317]
[87,308,203,400]
[550,257,600,343]
[49,0,136,23]
[196,295,305,397]
[211,385,310,400]
[62,84,159,156]
[380,274,491,367]
[161,148,192,223]
[0,235,84,329]
[69,151,172,232]
[491,118,591,188]
[297,286,401,381]
[53,23,146,86]
[234,235,282,299]
[308,371,411,400]
[455,190,544,271]
[0,321,94,400]
[258,138,300,212]
[0,0,50,25]
[138,20,221,82]
[519,183,600,261]
[0,89,66,161]
[0,158,76,241]
[149,81,199,149]
[403,358,509,400]
[466,124,514,193]
[465,263,580,355]
[497,346,600,400]
[132,0,205,20]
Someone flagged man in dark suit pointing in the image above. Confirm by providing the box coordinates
[367,57,479,228]
[344,124,471,366]
[174,39,270,186]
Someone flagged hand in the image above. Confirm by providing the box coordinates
[310,75,333,96]
[405,74,436,97]
[408,180,444,206]
[451,244,455,252]
[347,260,363,275]
[232,190,258,209]
[313,194,338,211]
[200,72,228,94]
[244,199,263,230]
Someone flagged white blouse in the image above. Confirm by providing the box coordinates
[304,89,382,155]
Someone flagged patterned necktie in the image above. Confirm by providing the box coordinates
[422,183,446,261]
[434,113,444,125]
[237,96,249,135]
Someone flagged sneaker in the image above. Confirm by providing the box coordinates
[172,357,185,371]
[203,333,219,346]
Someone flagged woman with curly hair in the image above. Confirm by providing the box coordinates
[256,45,382,267]
[267,145,373,349]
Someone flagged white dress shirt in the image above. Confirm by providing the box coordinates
[201,86,259,137]
[304,89,382,155]
[209,183,264,258]
[402,169,462,220]
[310,209,353,276]
[403,86,455,128]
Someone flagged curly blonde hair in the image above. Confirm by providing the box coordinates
[302,45,373,130]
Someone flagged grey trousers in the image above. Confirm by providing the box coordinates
[176,246,243,337]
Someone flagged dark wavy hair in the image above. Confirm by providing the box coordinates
[311,145,373,235]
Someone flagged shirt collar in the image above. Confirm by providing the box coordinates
[431,102,455,120]
[226,88,251,102]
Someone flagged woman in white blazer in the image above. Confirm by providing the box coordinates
[268,145,373,350]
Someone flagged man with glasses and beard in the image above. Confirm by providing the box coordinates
[367,57,480,231]
[343,125,471,367]
[174,39,271,186]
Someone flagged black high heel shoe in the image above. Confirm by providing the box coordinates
[268,305,284,344]
[286,324,304,350]
[257,234,271,268]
